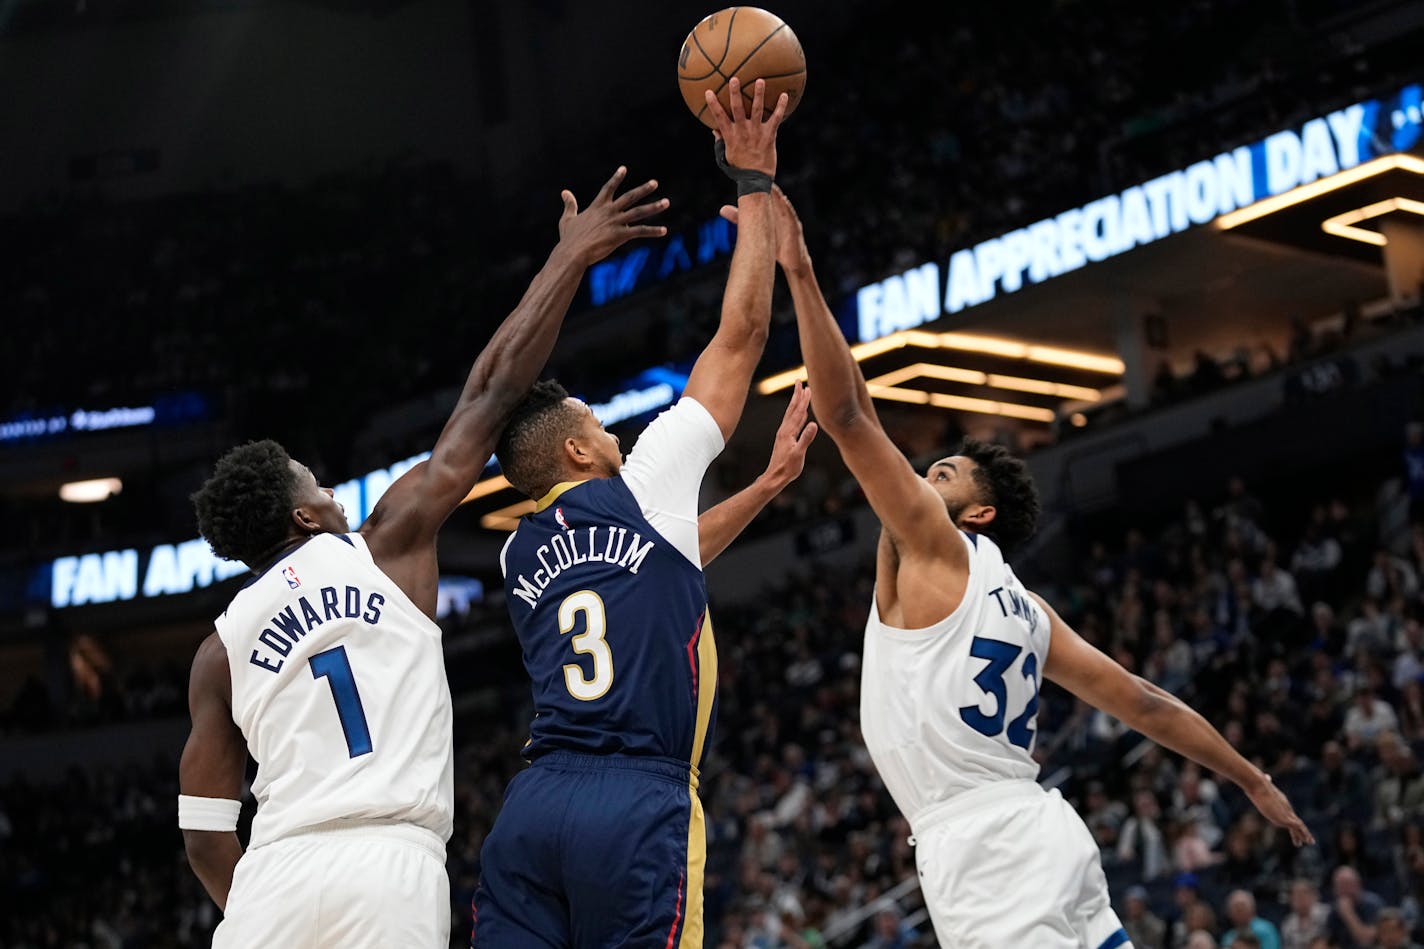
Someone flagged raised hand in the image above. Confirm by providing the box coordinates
[704,76,788,177]
[556,167,669,267]
[721,185,811,275]
[760,380,819,490]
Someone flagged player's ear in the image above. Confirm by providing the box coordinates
[563,435,590,470]
[291,505,320,536]
[961,504,996,529]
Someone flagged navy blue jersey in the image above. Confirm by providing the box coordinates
[502,476,718,773]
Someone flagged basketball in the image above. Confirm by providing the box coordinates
[677,7,806,129]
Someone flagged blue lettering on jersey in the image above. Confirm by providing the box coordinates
[510,526,657,610]
[987,585,1039,636]
[249,585,385,674]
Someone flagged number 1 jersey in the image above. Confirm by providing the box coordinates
[500,398,725,775]
[215,532,454,849]
[859,531,1049,825]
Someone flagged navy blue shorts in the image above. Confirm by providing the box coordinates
[471,751,704,949]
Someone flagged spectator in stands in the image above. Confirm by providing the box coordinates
[1282,878,1332,949]
[1328,864,1385,948]
[1371,732,1424,832]
[1348,599,1399,664]
[1187,934,1222,949]
[1120,788,1173,881]
[1373,907,1422,949]
[1255,546,1306,620]
[1344,686,1402,751]
[1124,883,1169,949]
[1172,873,1222,949]
[1391,621,1424,694]
[1222,889,1282,949]
[1368,548,1420,604]
[1293,518,1346,606]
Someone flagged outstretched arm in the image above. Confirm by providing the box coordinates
[766,188,957,563]
[698,381,818,565]
[1033,591,1315,846]
[680,77,787,443]
[178,634,247,911]
[360,168,668,614]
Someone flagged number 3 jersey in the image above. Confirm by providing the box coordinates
[859,531,1050,825]
[215,532,454,849]
[500,398,725,775]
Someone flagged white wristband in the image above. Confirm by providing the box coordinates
[178,794,241,832]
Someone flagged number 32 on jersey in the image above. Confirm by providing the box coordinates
[959,636,1041,751]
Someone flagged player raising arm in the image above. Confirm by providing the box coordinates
[758,185,1312,949]
[471,77,791,949]
[178,166,667,948]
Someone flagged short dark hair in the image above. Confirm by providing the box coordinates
[191,439,299,567]
[956,437,1040,554]
[496,379,584,499]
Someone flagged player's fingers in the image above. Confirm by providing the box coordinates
[623,197,670,224]
[719,205,739,225]
[766,91,790,127]
[595,166,627,205]
[749,77,766,121]
[704,89,731,129]
[618,180,666,213]
[798,421,819,446]
[560,190,579,218]
[614,178,660,210]
[727,77,746,121]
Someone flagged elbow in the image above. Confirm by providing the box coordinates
[731,321,770,353]
[817,399,868,438]
[1127,677,1167,728]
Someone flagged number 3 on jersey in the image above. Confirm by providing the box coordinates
[959,636,1040,750]
[560,590,613,701]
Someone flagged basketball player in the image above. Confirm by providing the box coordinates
[470,78,791,949]
[756,185,1315,949]
[177,164,672,948]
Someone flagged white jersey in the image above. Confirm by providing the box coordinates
[216,532,454,849]
[859,531,1050,825]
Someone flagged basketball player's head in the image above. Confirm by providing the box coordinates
[497,379,622,500]
[926,437,1040,554]
[192,439,349,569]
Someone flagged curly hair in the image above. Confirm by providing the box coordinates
[191,439,300,567]
[956,437,1040,555]
[495,379,585,499]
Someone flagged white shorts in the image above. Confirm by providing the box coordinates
[911,781,1131,949]
[213,822,450,949]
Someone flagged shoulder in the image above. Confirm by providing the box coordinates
[188,631,232,701]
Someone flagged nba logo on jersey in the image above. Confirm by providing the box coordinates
[554,507,569,530]
[282,565,301,589]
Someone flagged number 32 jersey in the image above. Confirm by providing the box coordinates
[500,398,725,775]
[215,532,454,849]
[859,531,1049,825]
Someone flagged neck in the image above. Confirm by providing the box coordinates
[250,533,312,574]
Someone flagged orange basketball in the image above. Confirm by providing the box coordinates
[677,7,807,129]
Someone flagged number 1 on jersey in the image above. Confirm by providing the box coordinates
[310,645,374,758]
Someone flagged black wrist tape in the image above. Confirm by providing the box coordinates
[715,140,774,196]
